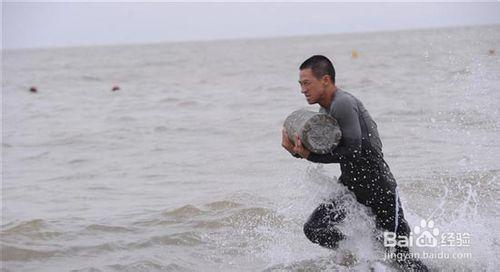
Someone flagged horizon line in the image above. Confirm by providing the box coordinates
[3,23,499,52]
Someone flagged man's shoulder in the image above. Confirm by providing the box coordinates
[333,89,357,108]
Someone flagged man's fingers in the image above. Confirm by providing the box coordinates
[282,128,288,139]
[282,128,294,152]
[294,133,302,147]
[283,131,291,145]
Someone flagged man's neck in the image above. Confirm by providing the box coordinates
[318,85,337,110]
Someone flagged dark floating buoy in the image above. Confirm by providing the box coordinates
[488,48,495,55]
[111,85,120,92]
[29,86,38,93]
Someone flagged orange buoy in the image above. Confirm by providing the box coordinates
[351,50,358,59]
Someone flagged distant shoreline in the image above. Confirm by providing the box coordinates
[4,23,500,52]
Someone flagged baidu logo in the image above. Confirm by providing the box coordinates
[383,219,473,260]
[414,219,440,247]
[383,219,470,248]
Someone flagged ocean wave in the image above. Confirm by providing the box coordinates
[428,109,498,130]
[131,218,178,227]
[190,220,227,229]
[145,201,285,231]
[161,204,206,218]
[128,232,203,249]
[0,244,59,262]
[204,200,242,210]
[69,267,103,272]
[218,207,284,229]
[107,260,190,272]
[1,219,62,240]
[263,255,348,272]
[2,233,200,262]
[84,224,135,234]
[2,219,48,233]
[63,242,124,256]
[402,168,498,220]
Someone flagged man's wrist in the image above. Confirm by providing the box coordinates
[292,151,310,159]
[302,150,311,160]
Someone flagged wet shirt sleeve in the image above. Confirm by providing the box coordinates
[307,97,362,163]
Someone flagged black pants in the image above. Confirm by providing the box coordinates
[303,190,410,250]
[303,153,410,251]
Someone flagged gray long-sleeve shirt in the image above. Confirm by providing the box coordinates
[307,88,383,164]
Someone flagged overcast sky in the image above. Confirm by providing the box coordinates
[3,1,500,49]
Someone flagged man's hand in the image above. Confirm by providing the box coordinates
[281,128,311,159]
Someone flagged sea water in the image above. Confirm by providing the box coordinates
[2,25,499,271]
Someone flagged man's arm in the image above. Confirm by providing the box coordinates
[307,98,362,163]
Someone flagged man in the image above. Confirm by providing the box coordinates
[281,55,428,271]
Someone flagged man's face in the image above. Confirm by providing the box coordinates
[299,68,326,104]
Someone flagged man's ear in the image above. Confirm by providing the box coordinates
[322,75,330,85]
